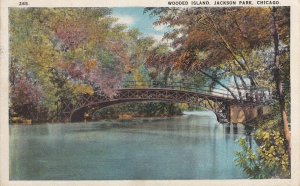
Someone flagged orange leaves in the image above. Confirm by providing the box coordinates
[84,60,97,72]
[57,60,71,69]
[184,30,212,48]
[147,7,289,76]
[173,50,196,71]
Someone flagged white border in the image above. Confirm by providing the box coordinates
[1,0,299,186]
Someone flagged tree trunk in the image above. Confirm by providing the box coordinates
[271,7,291,153]
[238,76,248,89]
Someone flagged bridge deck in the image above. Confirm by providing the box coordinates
[121,81,271,103]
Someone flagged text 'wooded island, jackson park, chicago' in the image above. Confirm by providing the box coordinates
[167,0,280,6]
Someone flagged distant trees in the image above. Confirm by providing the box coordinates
[146,44,175,82]
[93,102,182,120]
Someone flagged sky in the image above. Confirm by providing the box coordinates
[112,7,169,42]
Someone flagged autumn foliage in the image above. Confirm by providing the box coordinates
[9,8,155,120]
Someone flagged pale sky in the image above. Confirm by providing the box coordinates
[112,7,169,42]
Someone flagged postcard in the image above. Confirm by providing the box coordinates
[0,0,299,185]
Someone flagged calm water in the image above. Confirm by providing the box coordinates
[10,111,252,180]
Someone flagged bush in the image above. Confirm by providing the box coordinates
[235,119,290,178]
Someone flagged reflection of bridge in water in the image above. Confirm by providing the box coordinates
[59,81,272,123]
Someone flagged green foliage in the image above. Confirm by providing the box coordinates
[93,102,182,120]
[235,138,262,178]
[9,8,157,122]
[235,120,290,178]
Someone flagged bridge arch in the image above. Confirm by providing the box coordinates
[60,88,232,123]
[71,99,180,122]
[70,99,221,122]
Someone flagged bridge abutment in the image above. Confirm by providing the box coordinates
[229,105,271,124]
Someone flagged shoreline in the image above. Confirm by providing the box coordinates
[9,113,186,125]
[9,110,219,125]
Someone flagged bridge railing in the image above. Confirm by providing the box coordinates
[121,81,272,102]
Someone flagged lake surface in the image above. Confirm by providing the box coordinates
[9,111,252,180]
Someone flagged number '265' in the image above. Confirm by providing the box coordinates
[19,2,29,6]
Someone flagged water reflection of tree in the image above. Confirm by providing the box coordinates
[244,125,253,149]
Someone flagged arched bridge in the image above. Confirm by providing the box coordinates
[59,81,271,123]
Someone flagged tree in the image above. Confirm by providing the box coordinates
[235,120,290,178]
[145,7,280,98]
[9,8,145,119]
[146,44,175,82]
[270,7,290,152]
[9,8,161,121]
[10,76,43,119]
